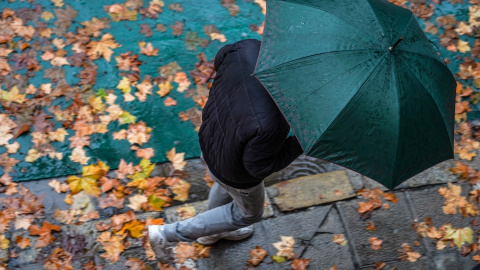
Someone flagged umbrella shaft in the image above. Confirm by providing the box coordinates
[389,37,404,52]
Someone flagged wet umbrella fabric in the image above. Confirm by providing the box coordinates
[253,0,456,189]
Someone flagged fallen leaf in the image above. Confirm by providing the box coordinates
[97,231,125,263]
[272,236,296,260]
[176,205,196,220]
[15,235,30,249]
[166,148,187,171]
[126,257,152,270]
[127,194,148,211]
[333,234,347,246]
[29,221,61,248]
[291,258,310,270]
[66,161,109,196]
[0,235,9,249]
[369,237,383,250]
[115,220,145,238]
[44,248,73,270]
[247,246,267,266]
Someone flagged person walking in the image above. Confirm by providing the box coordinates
[148,39,304,264]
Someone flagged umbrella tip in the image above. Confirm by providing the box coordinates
[389,37,404,52]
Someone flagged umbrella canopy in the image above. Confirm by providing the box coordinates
[254,0,456,189]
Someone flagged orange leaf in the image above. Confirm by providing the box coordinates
[114,220,145,238]
[126,257,151,270]
[29,221,61,248]
[291,258,310,270]
[164,97,177,106]
[369,237,383,250]
[247,246,267,266]
[15,235,30,249]
[44,248,73,270]
[383,193,398,203]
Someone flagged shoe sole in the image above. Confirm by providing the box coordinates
[197,230,253,245]
[148,226,172,264]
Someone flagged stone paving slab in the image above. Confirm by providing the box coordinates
[267,170,355,211]
[337,192,425,267]
[164,191,274,223]
[303,208,355,270]
[197,205,331,270]
[406,183,479,269]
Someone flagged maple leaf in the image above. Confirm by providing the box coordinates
[291,258,310,270]
[383,193,398,203]
[221,0,240,16]
[168,179,191,202]
[66,161,109,196]
[140,24,153,37]
[174,242,199,263]
[148,193,166,211]
[128,194,148,211]
[166,148,187,171]
[442,224,474,249]
[69,146,90,165]
[272,236,296,260]
[29,221,61,248]
[15,235,31,249]
[247,246,267,266]
[48,128,69,142]
[135,78,153,102]
[369,237,383,250]
[333,234,347,246]
[114,220,145,238]
[136,148,155,160]
[127,159,155,189]
[86,33,121,62]
[140,42,159,56]
[116,159,135,179]
[120,111,137,125]
[176,204,196,220]
[98,193,125,209]
[97,231,125,262]
[125,258,151,270]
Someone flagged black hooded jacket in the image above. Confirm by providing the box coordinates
[198,39,304,189]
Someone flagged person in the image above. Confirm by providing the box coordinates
[147,39,304,264]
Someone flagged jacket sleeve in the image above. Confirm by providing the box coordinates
[243,130,304,179]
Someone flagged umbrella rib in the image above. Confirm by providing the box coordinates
[255,49,380,76]
[397,56,454,150]
[277,0,384,43]
[397,49,447,67]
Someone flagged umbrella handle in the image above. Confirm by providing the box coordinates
[429,39,448,66]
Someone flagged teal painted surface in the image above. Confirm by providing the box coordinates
[1,0,264,181]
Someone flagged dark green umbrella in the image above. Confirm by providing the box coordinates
[254,0,456,189]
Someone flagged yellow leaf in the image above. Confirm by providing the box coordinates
[166,148,187,171]
[443,225,474,249]
[48,128,69,142]
[0,235,9,249]
[176,204,196,220]
[114,220,145,238]
[65,161,108,196]
[458,40,471,53]
[209,33,227,42]
[69,146,90,165]
[333,234,347,246]
[51,0,64,7]
[157,81,173,97]
[41,11,55,21]
[25,149,42,162]
[1,86,26,104]
[116,77,131,93]
[86,33,121,62]
[171,179,191,202]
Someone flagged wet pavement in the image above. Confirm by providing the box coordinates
[3,153,480,270]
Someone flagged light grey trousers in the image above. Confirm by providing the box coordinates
[163,169,265,242]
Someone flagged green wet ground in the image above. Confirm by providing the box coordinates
[1,0,264,181]
[1,0,478,181]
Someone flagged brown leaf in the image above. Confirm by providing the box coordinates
[15,235,30,249]
[126,257,151,270]
[170,21,184,36]
[369,237,383,250]
[44,248,73,270]
[140,24,153,37]
[247,246,267,266]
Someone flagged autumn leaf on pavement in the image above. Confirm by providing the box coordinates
[398,243,421,262]
[116,159,135,179]
[44,248,73,270]
[139,42,159,56]
[148,193,166,211]
[48,179,69,193]
[272,236,296,260]
[441,224,474,249]
[98,193,124,209]
[66,161,109,196]
[173,242,209,264]
[128,194,148,211]
[438,183,478,216]
[97,231,126,263]
[127,159,155,189]
[176,204,196,220]
[166,148,187,171]
[247,246,267,266]
[137,148,155,159]
[126,257,152,270]
[15,235,30,249]
[29,221,61,248]
[369,237,383,250]
[167,178,191,202]
[110,211,136,231]
[291,258,310,270]
[114,220,145,238]
[333,234,347,246]
[69,146,90,165]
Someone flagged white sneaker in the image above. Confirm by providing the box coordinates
[148,225,174,264]
[196,225,254,245]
